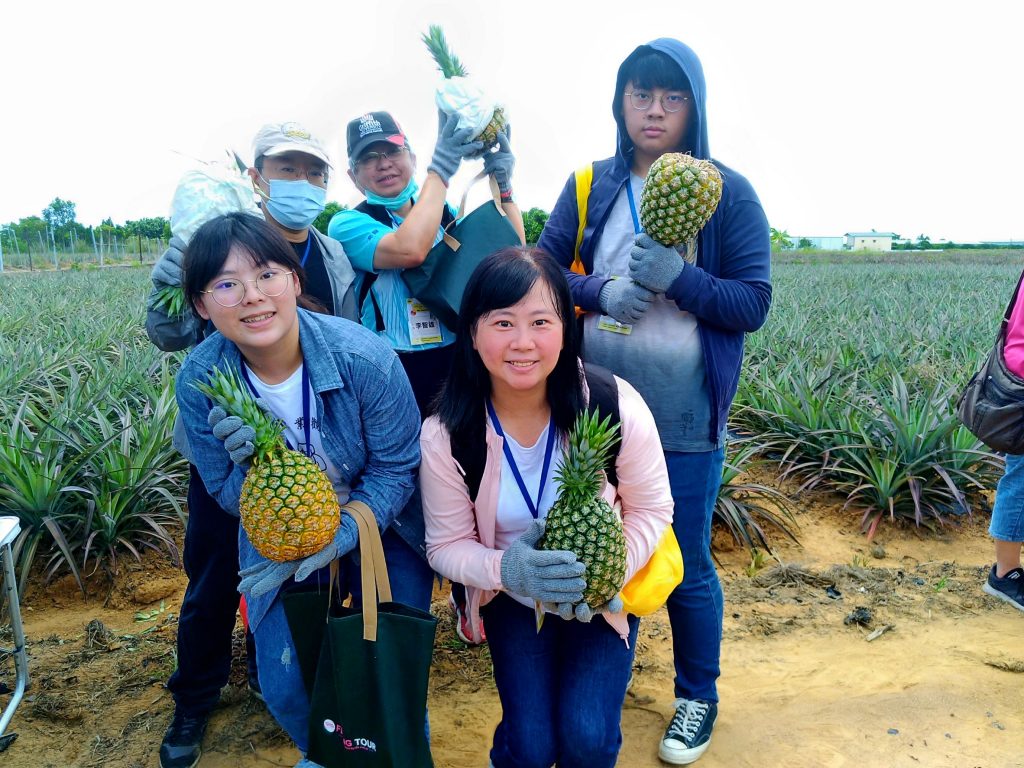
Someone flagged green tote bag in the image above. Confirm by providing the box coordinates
[284,501,438,768]
[402,171,522,330]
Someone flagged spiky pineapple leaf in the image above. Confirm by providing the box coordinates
[193,365,285,464]
[152,285,187,319]
[422,24,468,78]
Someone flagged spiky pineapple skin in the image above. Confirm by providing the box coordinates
[195,365,340,563]
[640,153,723,248]
[543,495,627,608]
[240,449,340,561]
[540,409,627,609]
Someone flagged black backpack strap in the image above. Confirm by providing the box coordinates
[352,201,394,333]
[450,424,487,503]
[582,363,621,488]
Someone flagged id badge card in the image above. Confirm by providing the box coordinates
[408,299,443,345]
[597,315,633,335]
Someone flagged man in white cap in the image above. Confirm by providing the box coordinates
[147,122,357,768]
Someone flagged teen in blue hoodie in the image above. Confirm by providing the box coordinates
[538,38,772,765]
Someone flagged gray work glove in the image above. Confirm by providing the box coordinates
[293,513,360,582]
[548,593,624,622]
[628,233,686,294]
[483,129,514,196]
[500,519,586,604]
[151,245,184,288]
[207,403,265,469]
[238,559,300,598]
[428,110,484,185]
[599,278,656,324]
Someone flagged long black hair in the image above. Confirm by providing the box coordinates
[434,246,585,445]
[182,212,313,318]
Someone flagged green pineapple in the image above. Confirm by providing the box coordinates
[422,24,507,149]
[152,285,187,320]
[541,409,628,609]
[195,365,339,562]
[640,152,724,249]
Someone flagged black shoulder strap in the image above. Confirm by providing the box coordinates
[352,201,390,332]
[451,363,621,502]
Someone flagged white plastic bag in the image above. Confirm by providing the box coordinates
[434,76,505,137]
[170,160,262,244]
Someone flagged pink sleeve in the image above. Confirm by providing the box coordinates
[1003,281,1024,379]
[419,418,505,591]
[607,378,675,582]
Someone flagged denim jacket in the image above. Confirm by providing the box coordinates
[175,308,420,629]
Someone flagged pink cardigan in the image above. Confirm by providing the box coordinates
[419,375,675,642]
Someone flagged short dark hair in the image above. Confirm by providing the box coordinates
[618,48,691,93]
[182,212,308,318]
[434,246,585,443]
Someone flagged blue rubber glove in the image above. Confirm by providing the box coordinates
[238,559,301,598]
[483,129,514,196]
[428,110,484,185]
[151,245,184,288]
[208,406,256,468]
[293,513,360,582]
[598,278,656,324]
[628,233,686,294]
[500,520,586,603]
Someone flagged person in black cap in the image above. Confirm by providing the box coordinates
[146,121,359,768]
[327,110,525,643]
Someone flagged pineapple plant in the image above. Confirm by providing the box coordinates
[194,365,339,562]
[422,24,507,150]
[541,409,628,609]
[640,152,724,249]
[152,285,187,319]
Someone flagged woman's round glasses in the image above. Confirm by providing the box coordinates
[625,90,691,113]
[201,270,294,308]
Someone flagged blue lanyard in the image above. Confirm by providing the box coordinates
[625,182,642,235]
[238,362,312,456]
[486,401,556,519]
[300,237,312,268]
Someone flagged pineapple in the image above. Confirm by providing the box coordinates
[639,152,723,249]
[541,409,628,609]
[195,365,339,562]
[422,24,507,149]
[152,285,187,320]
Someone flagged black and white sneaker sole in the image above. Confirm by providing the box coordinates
[983,582,1024,612]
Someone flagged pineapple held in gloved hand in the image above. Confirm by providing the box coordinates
[541,409,628,611]
[422,24,507,151]
[195,365,339,562]
[639,152,723,249]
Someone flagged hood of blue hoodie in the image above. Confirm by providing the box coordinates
[612,38,709,166]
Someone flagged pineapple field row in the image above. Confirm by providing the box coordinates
[0,253,1015,590]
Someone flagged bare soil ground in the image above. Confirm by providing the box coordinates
[1,489,1022,768]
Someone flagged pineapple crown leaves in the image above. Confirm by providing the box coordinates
[193,364,286,465]
[152,285,187,319]
[555,408,622,503]
[422,25,468,78]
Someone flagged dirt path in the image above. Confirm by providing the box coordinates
[1,497,1022,768]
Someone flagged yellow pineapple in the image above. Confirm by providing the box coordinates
[195,365,339,561]
[640,152,723,249]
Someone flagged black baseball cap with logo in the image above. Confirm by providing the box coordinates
[346,112,407,163]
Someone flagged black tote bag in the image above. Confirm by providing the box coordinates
[283,501,438,768]
[402,171,522,330]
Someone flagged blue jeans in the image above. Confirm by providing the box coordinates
[664,447,726,703]
[481,593,639,768]
[991,453,1024,542]
[254,528,435,753]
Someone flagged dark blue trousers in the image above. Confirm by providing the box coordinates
[166,464,255,715]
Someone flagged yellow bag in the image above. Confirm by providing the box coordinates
[620,526,683,616]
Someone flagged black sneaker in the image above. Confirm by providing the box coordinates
[983,565,1024,613]
[159,710,208,768]
[659,698,717,765]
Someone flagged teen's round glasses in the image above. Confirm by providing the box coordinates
[201,270,294,308]
[625,90,691,113]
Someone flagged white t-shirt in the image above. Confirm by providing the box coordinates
[242,363,351,503]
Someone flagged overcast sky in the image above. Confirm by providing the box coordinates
[2,0,1020,243]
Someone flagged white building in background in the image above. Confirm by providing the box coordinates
[844,231,896,251]
[790,236,845,250]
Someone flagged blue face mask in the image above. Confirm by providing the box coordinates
[261,178,326,230]
[364,178,419,211]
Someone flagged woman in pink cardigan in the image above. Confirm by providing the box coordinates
[419,246,674,768]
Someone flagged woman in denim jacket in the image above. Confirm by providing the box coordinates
[175,212,420,764]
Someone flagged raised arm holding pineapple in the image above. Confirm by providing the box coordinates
[174,212,420,765]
